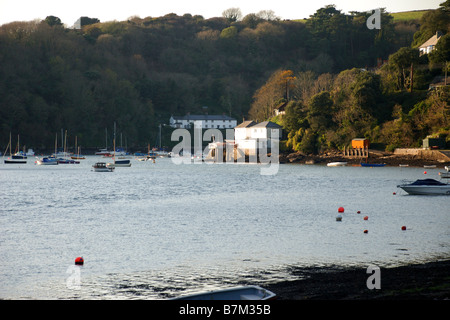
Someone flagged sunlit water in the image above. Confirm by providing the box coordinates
[0,156,449,299]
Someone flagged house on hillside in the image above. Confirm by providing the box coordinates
[419,31,443,55]
[169,114,237,129]
[274,102,287,116]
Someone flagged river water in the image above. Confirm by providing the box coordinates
[0,156,448,299]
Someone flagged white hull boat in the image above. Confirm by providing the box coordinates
[397,179,450,195]
[36,157,58,165]
[170,285,276,300]
[92,162,114,172]
[327,162,347,167]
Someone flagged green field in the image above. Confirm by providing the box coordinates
[389,10,430,21]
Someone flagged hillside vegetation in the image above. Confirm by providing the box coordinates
[0,4,448,152]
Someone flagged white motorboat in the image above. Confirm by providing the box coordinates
[170,285,276,300]
[107,159,131,167]
[327,162,347,167]
[397,178,450,195]
[92,162,114,172]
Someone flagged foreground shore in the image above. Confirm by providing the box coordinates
[265,259,450,300]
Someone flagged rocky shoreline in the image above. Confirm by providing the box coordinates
[280,150,450,168]
[265,259,450,300]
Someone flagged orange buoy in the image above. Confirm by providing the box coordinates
[75,257,84,265]
[338,207,344,213]
[364,229,368,233]
[363,216,369,220]
[401,226,407,231]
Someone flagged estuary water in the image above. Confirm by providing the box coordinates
[0,156,448,299]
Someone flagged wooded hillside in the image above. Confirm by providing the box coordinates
[0,4,448,152]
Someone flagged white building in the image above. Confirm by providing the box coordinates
[169,114,237,129]
[234,120,282,156]
[206,120,282,162]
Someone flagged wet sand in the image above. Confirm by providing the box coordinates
[265,260,450,300]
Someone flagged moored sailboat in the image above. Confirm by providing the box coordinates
[107,122,131,168]
[3,133,27,164]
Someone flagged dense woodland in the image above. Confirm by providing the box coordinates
[0,3,449,153]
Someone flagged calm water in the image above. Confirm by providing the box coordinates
[0,156,449,299]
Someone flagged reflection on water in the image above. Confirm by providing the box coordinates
[0,157,449,299]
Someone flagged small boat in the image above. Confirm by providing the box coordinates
[439,166,450,179]
[360,163,386,167]
[56,130,79,164]
[397,178,450,195]
[92,162,114,172]
[4,157,27,164]
[3,133,27,164]
[35,157,58,165]
[71,140,85,160]
[327,162,347,167]
[107,125,131,168]
[57,158,80,164]
[95,148,112,156]
[170,285,276,300]
[108,159,131,167]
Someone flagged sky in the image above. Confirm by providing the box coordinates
[0,0,444,27]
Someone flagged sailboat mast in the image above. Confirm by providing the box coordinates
[113,122,116,164]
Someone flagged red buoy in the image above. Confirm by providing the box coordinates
[364,216,369,220]
[401,226,407,231]
[75,257,84,265]
[364,229,368,233]
[424,171,427,174]
[338,207,344,213]
[357,210,361,214]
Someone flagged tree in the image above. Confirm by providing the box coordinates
[248,70,295,121]
[44,16,63,27]
[282,100,307,133]
[222,8,242,23]
[412,3,450,48]
[307,91,333,132]
[256,10,279,21]
[388,47,420,90]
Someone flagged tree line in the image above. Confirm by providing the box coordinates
[0,4,445,152]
